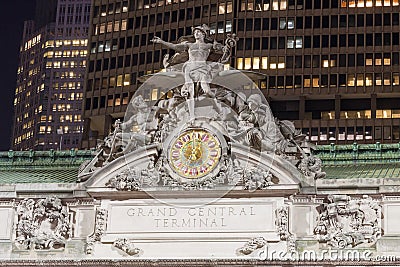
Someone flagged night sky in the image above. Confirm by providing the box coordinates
[0,1,36,150]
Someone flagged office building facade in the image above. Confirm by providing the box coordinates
[82,0,400,148]
[12,0,91,150]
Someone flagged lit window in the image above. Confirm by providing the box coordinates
[357,0,365,7]
[219,3,226,14]
[366,0,373,6]
[261,57,268,69]
[357,74,364,86]
[244,58,251,69]
[384,57,391,66]
[341,0,347,7]
[287,37,294,48]
[269,57,277,69]
[394,0,399,5]
[347,74,355,86]
[304,78,311,87]
[237,58,243,69]
[227,1,233,12]
[393,73,400,85]
[295,37,302,48]
[366,58,373,66]
[117,75,123,87]
[280,0,287,10]
[375,73,382,85]
[366,74,373,86]
[253,57,260,69]
[312,77,319,87]
[124,74,130,86]
[278,57,285,69]
[376,0,382,6]
[272,0,279,10]
[323,60,329,68]
[384,0,390,6]
[349,0,356,7]
[384,73,391,85]
[280,18,286,29]
[287,18,295,29]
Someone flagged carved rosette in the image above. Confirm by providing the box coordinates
[86,208,108,254]
[314,195,382,248]
[14,197,71,250]
[237,237,267,255]
[276,206,296,253]
[113,238,142,256]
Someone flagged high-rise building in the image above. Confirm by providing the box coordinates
[82,0,400,148]
[12,0,91,150]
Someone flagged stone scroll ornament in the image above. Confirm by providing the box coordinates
[237,237,267,255]
[314,195,382,248]
[15,197,71,250]
[113,238,142,256]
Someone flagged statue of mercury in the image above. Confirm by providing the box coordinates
[151,24,223,98]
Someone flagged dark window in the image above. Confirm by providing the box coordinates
[246,19,253,31]
[339,34,346,47]
[357,34,364,47]
[393,33,399,46]
[330,74,337,86]
[348,54,355,67]
[313,16,320,28]
[305,16,312,28]
[339,74,346,86]
[357,54,364,66]
[304,55,311,68]
[384,13,390,26]
[286,56,294,68]
[305,0,312,9]
[331,0,338,8]
[312,55,320,68]
[295,56,302,68]
[322,16,329,28]
[366,34,373,46]
[375,14,382,26]
[314,0,321,8]
[322,0,329,8]
[238,19,244,31]
[384,33,391,46]
[254,37,260,50]
[254,18,261,30]
[271,18,278,30]
[393,52,399,65]
[393,13,399,26]
[357,14,364,27]
[339,54,346,67]
[348,15,355,27]
[270,37,277,49]
[279,37,285,49]
[330,35,337,47]
[340,15,346,28]
[366,14,373,26]
[322,35,329,47]
[348,34,355,47]
[313,35,320,48]
[263,18,269,30]
[375,33,382,46]
[296,17,303,29]
[262,37,268,49]
[304,36,311,48]
[331,15,338,28]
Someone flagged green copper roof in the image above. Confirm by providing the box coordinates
[0,149,95,184]
[315,142,400,179]
[1,143,400,183]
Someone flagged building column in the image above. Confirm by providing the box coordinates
[371,93,377,119]
[335,95,341,119]
[299,96,305,120]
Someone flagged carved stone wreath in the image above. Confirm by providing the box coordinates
[314,194,382,248]
[15,197,71,250]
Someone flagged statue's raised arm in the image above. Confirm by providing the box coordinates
[151,36,189,52]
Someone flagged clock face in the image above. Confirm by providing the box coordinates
[168,129,221,179]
